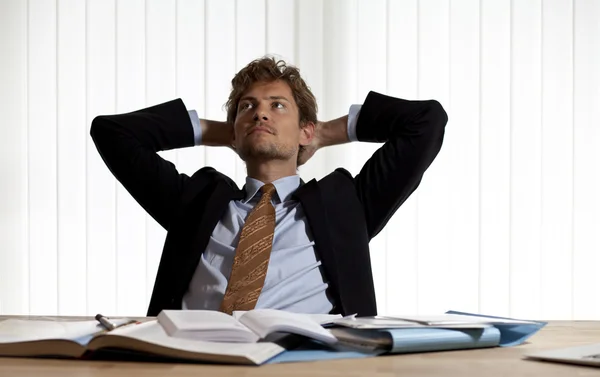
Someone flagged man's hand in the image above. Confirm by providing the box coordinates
[298,116,351,166]
[297,121,324,166]
[200,119,235,149]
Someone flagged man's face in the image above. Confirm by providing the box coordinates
[233,80,311,164]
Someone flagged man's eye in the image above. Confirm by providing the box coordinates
[272,102,284,109]
[240,103,253,111]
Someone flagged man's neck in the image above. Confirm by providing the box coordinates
[246,160,298,183]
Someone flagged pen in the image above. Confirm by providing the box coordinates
[95,313,117,331]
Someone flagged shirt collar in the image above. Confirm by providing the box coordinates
[242,175,301,204]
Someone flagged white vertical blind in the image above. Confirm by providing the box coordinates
[510,0,543,319]
[28,0,58,315]
[58,0,86,315]
[0,0,29,315]
[0,0,598,320]
[573,0,600,319]
[540,0,574,320]
[479,0,511,317]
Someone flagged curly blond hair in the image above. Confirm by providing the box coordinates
[226,56,317,125]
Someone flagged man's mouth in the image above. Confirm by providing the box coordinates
[247,125,274,136]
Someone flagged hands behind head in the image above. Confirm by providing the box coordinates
[297,120,324,167]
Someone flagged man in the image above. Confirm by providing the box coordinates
[90,57,447,317]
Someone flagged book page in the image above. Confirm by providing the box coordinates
[92,319,285,365]
[0,319,102,344]
[233,310,344,325]
[388,314,535,326]
[157,310,259,342]
[333,316,491,329]
[238,309,337,345]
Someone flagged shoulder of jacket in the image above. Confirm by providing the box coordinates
[181,167,235,204]
[327,167,354,183]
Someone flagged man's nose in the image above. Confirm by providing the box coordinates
[252,106,269,121]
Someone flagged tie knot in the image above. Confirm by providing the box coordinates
[260,183,276,199]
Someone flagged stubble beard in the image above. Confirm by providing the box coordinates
[238,140,296,163]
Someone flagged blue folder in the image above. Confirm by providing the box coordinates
[267,311,546,364]
[445,310,547,347]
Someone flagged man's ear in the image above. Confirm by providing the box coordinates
[299,121,315,147]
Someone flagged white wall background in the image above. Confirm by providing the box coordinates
[0,0,599,320]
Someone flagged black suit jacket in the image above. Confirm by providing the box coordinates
[90,91,447,317]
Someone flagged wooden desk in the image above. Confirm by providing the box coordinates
[1,320,600,376]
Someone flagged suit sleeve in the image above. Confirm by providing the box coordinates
[90,98,195,230]
[354,91,448,239]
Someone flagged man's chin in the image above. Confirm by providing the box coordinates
[238,144,294,162]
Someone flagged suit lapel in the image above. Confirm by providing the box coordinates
[175,181,244,299]
[293,179,342,310]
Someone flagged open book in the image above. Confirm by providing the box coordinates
[0,317,286,365]
[0,310,341,365]
[157,309,338,344]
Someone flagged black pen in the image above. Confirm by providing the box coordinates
[95,313,117,331]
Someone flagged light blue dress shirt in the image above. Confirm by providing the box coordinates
[182,105,362,314]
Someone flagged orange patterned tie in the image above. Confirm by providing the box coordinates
[219,183,276,315]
